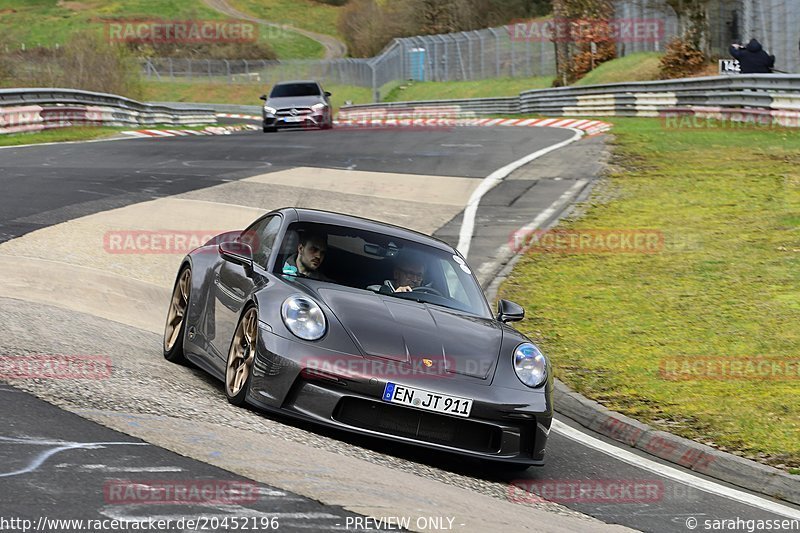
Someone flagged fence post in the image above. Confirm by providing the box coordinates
[224,59,230,82]
[442,36,449,82]
[371,62,379,102]
[478,31,485,79]
[510,31,516,78]
[489,28,501,77]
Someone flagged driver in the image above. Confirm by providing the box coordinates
[368,254,426,293]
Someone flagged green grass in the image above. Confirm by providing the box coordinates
[0,122,224,146]
[266,30,324,59]
[0,0,323,59]
[142,81,373,111]
[0,0,224,47]
[228,0,342,38]
[575,53,663,86]
[498,117,800,469]
[0,126,125,146]
[384,76,555,102]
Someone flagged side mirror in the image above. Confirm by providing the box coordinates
[259,94,267,101]
[219,241,254,269]
[324,91,332,98]
[497,299,524,323]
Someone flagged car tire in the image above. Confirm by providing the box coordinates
[163,266,191,365]
[263,125,277,133]
[225,306,259,406]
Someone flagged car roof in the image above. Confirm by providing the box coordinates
[269,207,456,253]
[272,80,321,86]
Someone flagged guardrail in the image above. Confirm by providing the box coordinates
[340,75,800,127]
[151,102,262,115]
[0,88,216,135]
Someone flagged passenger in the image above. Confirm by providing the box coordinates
[368,254,426,293]
[283,231,331,281]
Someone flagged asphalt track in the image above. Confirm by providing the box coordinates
[1,127,798,532]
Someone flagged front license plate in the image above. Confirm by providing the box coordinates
[382,382,473,418]
[282,117,304,123]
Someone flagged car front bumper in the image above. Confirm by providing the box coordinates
[263,113,327,129]
[248,328,552,464]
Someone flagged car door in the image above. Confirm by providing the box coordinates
[211,215,282,367]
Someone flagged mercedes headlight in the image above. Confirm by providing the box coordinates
[513,343,547,388]
[264,106,277,114]
[311,103,327,112]
[281,296,326,340]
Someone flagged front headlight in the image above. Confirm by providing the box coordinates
[264,106,277,114]
[311,103,327,112]
[281,296,326,340]
[513,343,547,388]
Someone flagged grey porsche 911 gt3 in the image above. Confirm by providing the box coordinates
[163,207,553,469]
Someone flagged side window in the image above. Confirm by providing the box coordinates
[241,216,282,267]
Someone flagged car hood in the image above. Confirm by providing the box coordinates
[316,286,502,380]
[266,95,325,109]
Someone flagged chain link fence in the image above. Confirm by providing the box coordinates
[141,0,798,100]
[142,25,558,101]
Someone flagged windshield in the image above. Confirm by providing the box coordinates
[275,222,491,318]
[269,83,321,98]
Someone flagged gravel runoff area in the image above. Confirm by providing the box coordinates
[0,297,607,528]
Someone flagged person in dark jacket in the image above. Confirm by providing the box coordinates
[730,39,776,73]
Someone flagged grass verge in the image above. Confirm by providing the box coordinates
[0,0,322,59]
[142,81,373,111]
[0,126,125,146]
[227,0,342,39]
[574,52,663,86]
[384,76,555,102]
[0,123,222,147]
[498,117,800,469]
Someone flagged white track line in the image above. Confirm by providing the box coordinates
[553,419,800,520]
[476,178,587,283]
[457,128,585,258]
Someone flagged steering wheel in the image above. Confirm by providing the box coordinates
[411,286,443,297]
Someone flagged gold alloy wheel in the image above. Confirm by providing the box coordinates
[164,268,191,352]
[226,307,258,398]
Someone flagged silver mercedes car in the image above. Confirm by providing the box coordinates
[260,80,333,132]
